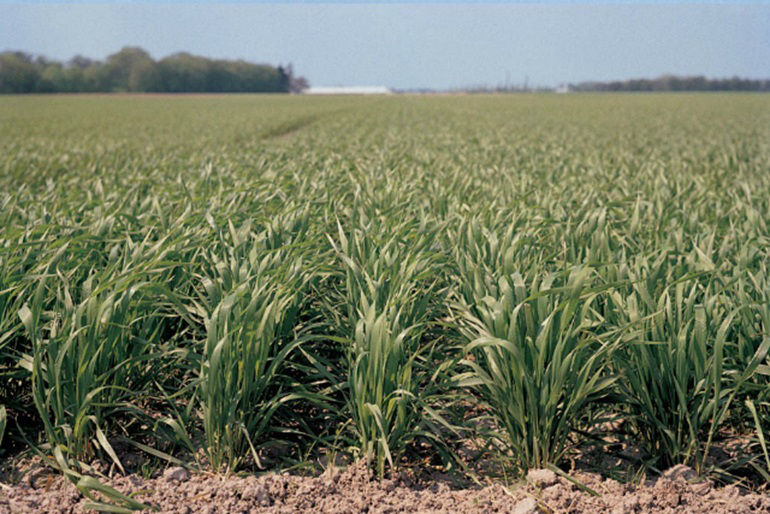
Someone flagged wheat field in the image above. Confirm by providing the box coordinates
[1,93,768,508]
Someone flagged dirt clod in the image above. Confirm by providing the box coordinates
[512,496,539,514]
[662,464,697,483]
[526,468,558,488]
[162,466,190,483]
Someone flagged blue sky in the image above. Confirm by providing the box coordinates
[1,2,768,89]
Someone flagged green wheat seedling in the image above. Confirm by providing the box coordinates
[19,272,166,470]
[331,218,450,477]
[455,268,616,475]
[196,222,310,471]
[608,273,769,473]
[0,404,6,449]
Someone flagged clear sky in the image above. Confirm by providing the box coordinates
[1,2,768,89]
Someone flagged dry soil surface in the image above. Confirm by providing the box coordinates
[2,461,769,513]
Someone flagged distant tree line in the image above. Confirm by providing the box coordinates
[569,75,770,92]
[0,47,309,94]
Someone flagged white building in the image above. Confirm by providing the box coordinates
[304,86,392,95]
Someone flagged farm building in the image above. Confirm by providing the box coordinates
[303,86,393,95]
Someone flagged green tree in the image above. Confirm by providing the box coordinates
[0,52,39,93]
[103,47,159,92]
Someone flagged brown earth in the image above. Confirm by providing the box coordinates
[2,461,769,513]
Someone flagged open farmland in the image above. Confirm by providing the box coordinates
[1,94,770,512]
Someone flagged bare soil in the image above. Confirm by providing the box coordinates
[2,460,769,513]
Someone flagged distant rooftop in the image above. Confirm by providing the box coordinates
[304,86,392,95]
